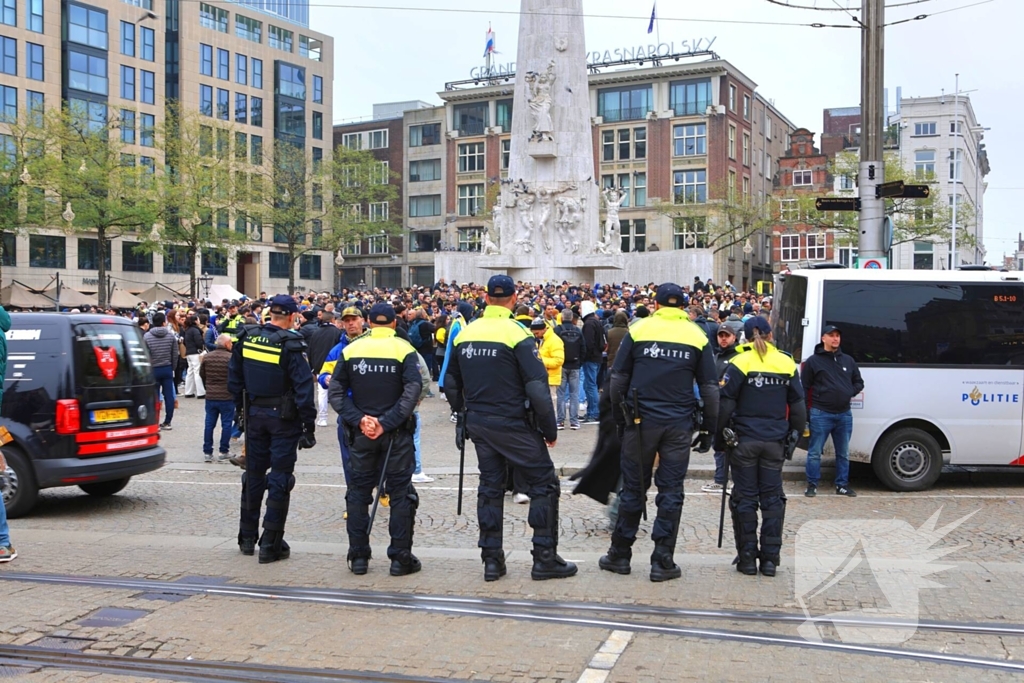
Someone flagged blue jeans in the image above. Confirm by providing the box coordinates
[337,419,353,487]
[413,412,423,474]
[153,365,176,424]
[204,399,235,455]
[557,368,580,426]
[713,450,729,485]
[0,477,10,547]
[582,362,600,420]
[806,408,853,488]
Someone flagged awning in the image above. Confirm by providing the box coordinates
[107,286,143,310]
[1,282,56,309]
[136,282,189,304]
[41,286,97,308]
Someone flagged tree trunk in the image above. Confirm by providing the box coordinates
[287,243,296,295]
[97,226,108,310]
[189,240,198,300]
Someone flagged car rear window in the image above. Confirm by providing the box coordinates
[74,323,154,387]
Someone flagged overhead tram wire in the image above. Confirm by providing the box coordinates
[884,0,996,25]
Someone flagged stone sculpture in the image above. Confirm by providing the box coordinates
[481,227,500,255]
[602,187,626,254]
[555,195,583,254]
[514,192,536,253]
[525,59,556,142]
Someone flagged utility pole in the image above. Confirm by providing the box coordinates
[951,73,960,269]
[858,0,886,263]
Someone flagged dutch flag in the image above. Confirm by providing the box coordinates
[648,2,656,34]
[484,27,496,57]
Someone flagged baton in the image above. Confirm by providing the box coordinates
[630,388,648,522]
[456,423,466,515]
[717,428,738,549]
[366,434,395,537]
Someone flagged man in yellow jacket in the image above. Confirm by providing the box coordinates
[531,317,564,418]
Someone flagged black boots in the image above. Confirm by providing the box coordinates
[736,550,758,576]
[348,549,370,575]
[389,550,422,577]
[759,554,779,577]
[599,545,632,575]
[650,545,682,582]
[482,550,507,582]
[530,547,578,580]
[238,535,256,556]
[258,535,290,564]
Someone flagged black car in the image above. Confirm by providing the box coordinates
[0,313,166,517]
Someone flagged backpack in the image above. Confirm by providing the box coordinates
[555,324,585,367]
[407,319,424,347]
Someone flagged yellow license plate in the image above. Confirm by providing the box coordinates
[92,408,129,424]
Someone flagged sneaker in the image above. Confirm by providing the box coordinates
[217,453,231,462]
[316,418,328,427]
[0,546,16,563]
[411,472,434,484]
[570,423,580,430]
[805,484,817,498]
[449,412,458,424]
[702,482,724,493]
[836,485,857,497]
[513,493,530,504]
[557,422,565,431]
[204,454,214,463]
[160,423,172,431]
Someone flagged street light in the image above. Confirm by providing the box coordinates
[62,202,75,223]
[19,166,31,184]
[198,272,213,300]
[334,251,345,266]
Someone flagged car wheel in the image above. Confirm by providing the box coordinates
[79,477,131,497]
[1,446,39,518]
[872,427,943,492]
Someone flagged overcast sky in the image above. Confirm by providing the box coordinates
[314,0,1021,263]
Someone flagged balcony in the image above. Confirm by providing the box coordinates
[600,107,651,124]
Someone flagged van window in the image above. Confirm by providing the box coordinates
[773,274,807,358]
[74,323,155,387]
[822,281,1024,366]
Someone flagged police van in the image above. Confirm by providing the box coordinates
[772,268,1024,491]
[1,314,166,516]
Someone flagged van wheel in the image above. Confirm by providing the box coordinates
[1,447,39,518]
[872,428,943,492]
[79,477,131,497]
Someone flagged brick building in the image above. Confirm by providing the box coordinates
[771,128,835,270]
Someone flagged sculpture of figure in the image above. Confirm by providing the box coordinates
[525,59,556,141]
[555,196,583,254]
[602,186,626,254]
[491,203,505,254]
[594,239,613,256]
[514,192,536,253]
[481,227,500,255]
[535,183,576,254]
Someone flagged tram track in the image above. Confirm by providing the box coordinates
[2,571,1023,674]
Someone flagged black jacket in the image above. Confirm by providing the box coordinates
[308,324,342,374]
[183,325,205,355]
[298,320,319,342]
[714,342,738,379]
[581,313,605,363]
[801,343,864,414]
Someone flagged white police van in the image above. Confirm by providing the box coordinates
[772,267,1024,491]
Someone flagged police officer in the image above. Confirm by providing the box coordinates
[330,303,422,576]
[600,283,719,582]
[228,294,317,564]
[443,275,576,582]
[716,316,806,577]
[219,301,245,341]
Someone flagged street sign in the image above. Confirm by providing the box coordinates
[876,180,905,199]
[901,184,931,199]
[861,258,887,270]
[815,197,861,212]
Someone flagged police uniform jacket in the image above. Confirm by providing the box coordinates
[443,306,557,441]
[328,327,421,434]
[227,323,317,425]
[718,342,805,442]
[609,306,719,426]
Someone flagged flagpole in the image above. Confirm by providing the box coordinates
[485,22,492,82]
[656,2,660,46]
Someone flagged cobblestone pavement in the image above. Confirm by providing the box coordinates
[3,394,1024,681]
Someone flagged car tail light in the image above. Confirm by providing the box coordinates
[56,399,81,435]
[155,400,162,424]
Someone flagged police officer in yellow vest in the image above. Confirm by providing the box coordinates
[443,275,577,582]
[219,301,246,340]
[228,294,316,564]
[329,303,423,576]
[716,316,806,577]
[600,283,719,582]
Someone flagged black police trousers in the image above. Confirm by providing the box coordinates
[240,406,301,543]
[613,423,691,552]
[468,413,560,553]
[345,429,416,561]
[730,441,786,562]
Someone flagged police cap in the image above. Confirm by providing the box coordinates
[368,303,396,325]
[743,316,772,340]
[268,294,298,315]
[654,283,686,307]
[340,306,363,319]
[487,275,515,298]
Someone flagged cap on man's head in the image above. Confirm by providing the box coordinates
[530,316,547,330]
[268,294,298,315]
[301,310,317,321]
[487,274,515,298]
[822,324,842,336]
[654,283,685,307]
[743,316,772,340]
[340,306,363,319]
[368,303,396,325]
[743,303,754,314]
[717,324,736,337]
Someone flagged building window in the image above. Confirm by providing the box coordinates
[780,234,800,262]
[409,123,440,147]
[251,96,262,126]
[838,245,858,268]
[312,111,322,139]
[458,142,484,173]
[453,102,488,136]
[673,124,706,156]
[913,241,934,270]
[277,100,304,136]
[618,129,631,160]
[120,109,135,143]
[341,239,360,255]
[235,131,247,160]
[199,125,212,155]
[501,138,510,170]
[312,74,322,104]
[251,134,262,164]
[217,48,229,80]
[742,133,750,166]
[496,99,513,132]
[277,62,305,99]
[368,129,388,149]
[120,65,135,100]
[68,98,106,131]
[743,94,751,121]
[140,113,154,146]
[458,227,481,252]
[140,26,154,61]
[140,155,154,176]
[341,132,361,150]
[616,174,630,208]
[121,21,135,56]
[673,169,707,204]
[792,169,813,186]
[199,2,227,32]
[0,36,15,76]
[29,235,65,268]
[458,184,484,217]
[913,122,937,136]
[673,217,707,250]
[950,120,963,135]
[838,173,855,190]
[67,50,106,95]
[268,25,292,51]
[140,69,154,104]
[28,0,42,32]
[409,159,441,182]
[252,58,262,88]
[200,43,212,76]
[766,117,773,140]
[311,146,322,169]
[914,150,936,180]
[236,14,261,43]
[728,125,736,159]
[634,127,646,160]
[68,3,107,49]
[234,92,246,124]
[778,198,799,222]
[669,78,712,116]
[164,245,191,274]
[728,84,737,111]
[369,202,389,222]
[602,130,614,162]
[268,252,290,278]
[216,88,229,120]
[23,42,44,81]
[0,232,13,266]
[0,86,13,123]
[202,248,227,276]
[199,84,212,116]
[77,238,111,270]
[806,233,826,261]
[299,254,321,280]
[368,234,389,254]
[949,149,962,182]
[299,35,321,61]
[409,195,441,217]
[597,85,652,123]
[215,127,228,159]
[621,219,646,253]
[121,241,152,272]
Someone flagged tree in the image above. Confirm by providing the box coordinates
[43,105,161,309]
[652,179,775,253]
[139,105,250,298]
[247,142,400,294]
